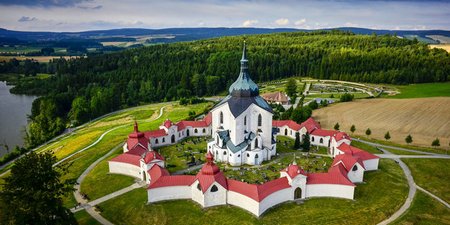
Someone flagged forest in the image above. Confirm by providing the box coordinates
[1,30,449,148]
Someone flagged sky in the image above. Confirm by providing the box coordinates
[0,0,449,32]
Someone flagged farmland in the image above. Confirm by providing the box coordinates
[313,97,450,150]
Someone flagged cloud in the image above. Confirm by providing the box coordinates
[294,19,306,26]
[242,20,258,27]
[0,0,91,8]
[275,18,289,26]
[77,5,102,10]
[18,16,37,22]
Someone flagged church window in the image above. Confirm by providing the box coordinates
[197,183,202,191]
[290,130,292,135]
[352,165,358,171]
[216,150,218,155]
[247,153,250,157]
[223,151,226,155]
[238,154,240,157]
[320,138,323,144]
[284,129,287,135]
[311,137,315,142]
[255,138,259,148]
[162,137,165,143]
[202,128,206,133]
[220,112,224,124]
[258,114,262,126]
[155,139,159,144]
[255,154,259,158]
[244,116,247,126]
[194,129,198,133]
[211,185,218,192]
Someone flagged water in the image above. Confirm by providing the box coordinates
[0,81,37,157]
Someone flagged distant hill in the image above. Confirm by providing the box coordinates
[1,27,449,44]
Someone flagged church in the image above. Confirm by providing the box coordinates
[107,43,380,217]
[207,43,276,166]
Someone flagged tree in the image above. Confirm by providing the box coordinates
[294,132,301,149]
[285,78,297,99]
[384,131,391,141]
[301,132,311,152]
[350,125,355,134]
[340,93,354,102]
[405,135,413,145]
[308,100,318,110]
[68,96,90,125]
[334,122,340,130]
[365,128,371,137]
[0,151,76,224]
[431,138,440,147]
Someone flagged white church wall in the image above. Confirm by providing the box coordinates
[203,182,227,207]
[346,163,365,183]
[108,161,141,179]
[227,191,260,216]
[306,184,354,200]
[310,135,331,147]
[147,186,192,203]
[259,188,292,216]
[191,180,205,207]
[363,158,379,171]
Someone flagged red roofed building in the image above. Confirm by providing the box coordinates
[336,143,380,171]
[331,154,365,183]
[261,91,290,105]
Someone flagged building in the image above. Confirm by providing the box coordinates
[261,91,290,105]
[108,43,380,217]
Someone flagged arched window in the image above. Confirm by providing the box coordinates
[202,128,206,133]
[247,153,250,157]
[244,116,247,126]
[210,185,218,192]
[255,154,259,158]
[238,154,240,157]
[352,165,358,171]
[257,114,262,126]
[197,183,202,191]
[220,112,223,124]
[255,138,259,148]
[155,139,159,144]
[162,137,165,143]
[311,137,315,142]
[320,138,323,144]
[194,128,198,133]
[284,129,287,135]
[223,151,226,155]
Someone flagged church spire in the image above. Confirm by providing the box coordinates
[228,42,259,97]
[240,41,248,72]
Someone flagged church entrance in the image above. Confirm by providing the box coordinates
[171,135,175,143]
[294,187,302,199]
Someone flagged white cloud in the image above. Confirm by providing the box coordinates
[275,18,289,26]
[242,19,258,27]
[344,22,358,27]
[18,16,37,22]
[294,19,306,26]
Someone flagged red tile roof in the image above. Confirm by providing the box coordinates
[334,132,351,141]
[144,129,167,138]
[272,120,302,131]
[195,152,227,192]
[148,164,169,183]
[127,144,147,156]
[163,119,173,128]
[281,163,307,178]
[203,113,212,126]
[126,122,149,151]
[109,153,141,167]
[311,129,338,137]
[307,164,355,186]
[143,151,165,163]
[261,91,289,103]
[228,177,291,202]
[148,175,196,189]
[300,117,321,133]
[176,120,209,130]
[332,154,365,171]
[337,143,379,161]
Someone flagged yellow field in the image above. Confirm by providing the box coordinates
[429,44,450,52]
[313,97,450,149]
[0,55,78,62]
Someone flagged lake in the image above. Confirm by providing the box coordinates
[0,81,37,157]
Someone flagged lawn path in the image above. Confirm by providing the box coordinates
[354,139,441,156]
[70,106,166,224]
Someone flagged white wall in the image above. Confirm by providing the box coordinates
[191,180,205,207]
[227,191,260,216]
[259,188,292,216]
[108,161,141,179]
[363,158,379,171]
[346,163,364,183]
[147,186,192,203]
[310,135,331,147]
[306,184,354,200]
[203,182,227,207]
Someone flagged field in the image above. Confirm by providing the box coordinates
[313,98,450,150]
[387,82,450,98]
[429,44,450,52]
[0,55,78,62]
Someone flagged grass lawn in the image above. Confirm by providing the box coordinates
[382,147,425,155]
[393,190,450,225]
[402,158,450,203]
[387,82,450,99]
[98,159,408,225]
[74,210,101,225]
[80,147,136,201]
[350,140,382,154]
[276,136,298,153]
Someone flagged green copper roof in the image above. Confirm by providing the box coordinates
[228,42,259,97]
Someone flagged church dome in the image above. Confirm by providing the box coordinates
[228,42,259,97]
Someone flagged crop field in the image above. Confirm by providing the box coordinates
[429,44,450,52]
[312,98,450,150]
[0,55,77,62]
